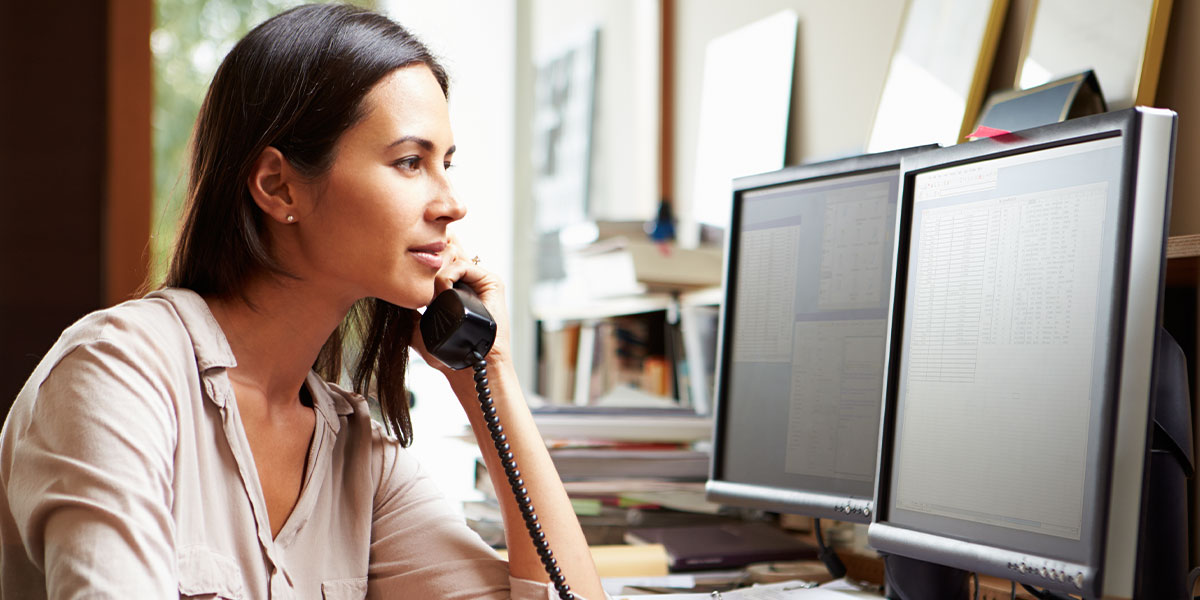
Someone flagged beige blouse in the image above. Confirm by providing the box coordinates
[0,288,562,599]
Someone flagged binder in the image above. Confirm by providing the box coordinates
[625,521,818,572]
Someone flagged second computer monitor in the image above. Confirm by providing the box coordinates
[870,107,1177,598]
[707,146,934,523]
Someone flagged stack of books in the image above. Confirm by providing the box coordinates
[545,439,710,482]
[465,406,733,548]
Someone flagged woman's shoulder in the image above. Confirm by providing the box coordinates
[23,289,226,398]
[64,291,188,342]
[7,290,215,446]
[42,293,188,365]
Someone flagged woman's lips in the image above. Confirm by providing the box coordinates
[409,241,446,270]
[410,249,443,270]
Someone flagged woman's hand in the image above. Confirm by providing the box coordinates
[410,238,513,377]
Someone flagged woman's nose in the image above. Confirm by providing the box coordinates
[429,185,466,223]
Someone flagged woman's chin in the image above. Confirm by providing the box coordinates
[376,283,436,310]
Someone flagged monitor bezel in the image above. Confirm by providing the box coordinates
[869,107,1175,598]
[706,145,936,524]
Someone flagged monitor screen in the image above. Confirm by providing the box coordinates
[890,135,1124,560]
[871,108,1176,598]
[708,147,932,522]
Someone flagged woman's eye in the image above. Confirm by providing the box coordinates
[444,162,454,170]
[395,157,420,171]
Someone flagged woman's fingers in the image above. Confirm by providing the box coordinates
[436,240,500,298]
[418,242,513,374]
[434,263,465,296]
[433,250,467,296]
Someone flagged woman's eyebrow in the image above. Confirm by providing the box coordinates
[387,135,434,151]
[387,136,455,156]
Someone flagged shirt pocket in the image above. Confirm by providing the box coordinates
[177,545,246,600]
[321,576,368,599]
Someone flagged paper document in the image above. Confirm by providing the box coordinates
[602,574,696,596]
[611,578,882,599]
[724,580,880,599]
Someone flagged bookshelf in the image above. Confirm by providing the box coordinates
[677,288,723,415]
[1164,233,1200,408]
[530,281,728,413]
[1163,233,1200,576]
[534,293,693,409]
[1166,232,1200,286]
[533,294,678,327]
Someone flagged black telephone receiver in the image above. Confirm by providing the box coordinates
[420,282,497,370]
[419,284,574,599]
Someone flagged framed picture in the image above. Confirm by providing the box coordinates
[1015,0,1174,110]
[867,0,1009,152]
[531,27,600,235]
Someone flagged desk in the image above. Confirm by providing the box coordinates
[608,577,883,598]
[592,546,1041,599]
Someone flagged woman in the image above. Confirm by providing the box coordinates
[0,4,603,599]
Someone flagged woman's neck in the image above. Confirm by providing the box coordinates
[204,275,353,409]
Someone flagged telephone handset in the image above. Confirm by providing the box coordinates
[420,282,497,370]
[420,283,574,600]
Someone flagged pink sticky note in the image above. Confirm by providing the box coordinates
[969,125,1011,139]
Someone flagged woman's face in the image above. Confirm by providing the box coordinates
[293,64,463,309]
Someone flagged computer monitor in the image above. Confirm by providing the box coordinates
[869,107,1178,599]
[706,146,934,524]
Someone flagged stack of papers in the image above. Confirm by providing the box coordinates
[610,578,883,599]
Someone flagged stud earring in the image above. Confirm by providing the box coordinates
[286,215,295,223]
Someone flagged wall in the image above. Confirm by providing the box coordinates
[671,0,906,227]
[531,0,661,224]
[0,0,151,414]
[1155,0,1200,236]
[0,3,105,409]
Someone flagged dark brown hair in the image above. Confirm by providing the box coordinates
[165,3,448,446]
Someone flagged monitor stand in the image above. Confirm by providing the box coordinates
[882,553,969,600]
[1135,328,1193,600]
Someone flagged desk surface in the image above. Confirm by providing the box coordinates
[609,578,882,598]
[593,545,1042,599]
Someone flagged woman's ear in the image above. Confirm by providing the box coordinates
[246,146,302,224]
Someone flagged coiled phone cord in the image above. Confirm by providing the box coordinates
[472,351,574,600]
